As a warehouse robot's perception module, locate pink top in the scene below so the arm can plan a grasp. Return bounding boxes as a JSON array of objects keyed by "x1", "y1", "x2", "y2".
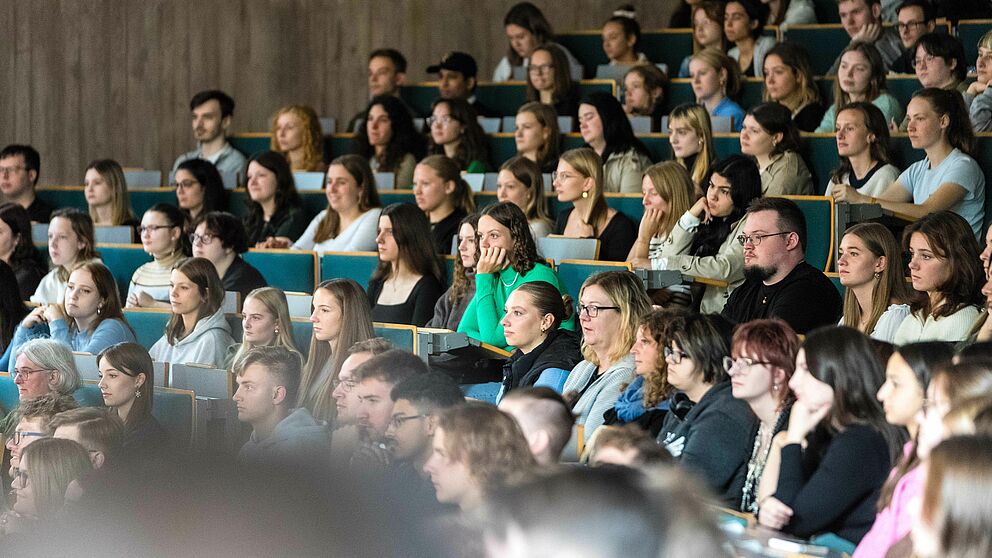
[{"x1": 853, "y1": 444, "x2": 922, "y2": 558}]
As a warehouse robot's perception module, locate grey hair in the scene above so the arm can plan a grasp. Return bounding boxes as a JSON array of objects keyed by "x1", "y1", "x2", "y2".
[{"x1": 15, "y1": 338, "x2": 81, "y2": 395}]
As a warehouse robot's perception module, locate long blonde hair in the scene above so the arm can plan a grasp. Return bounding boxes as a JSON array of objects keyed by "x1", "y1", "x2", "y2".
[
  {"x1": 840, "y1": 223, "x2": 915, "y2": 335},
  {"x1": 667, "y1": 104, "x2": 715, "y2": 188},
  {"x1": 642, "y1": 162, "x2": 695, "y2": 241},
  {"x1": 231, "y1": 287, "x2": 301, "y2": 373},
  {"x1": 85, "y1": 159, "x2": 134, "y2": 226},
  {"x1": 579, "y1": 271, "x2": 651, "y2": 367},
  {"x1": 270, "y1": 104, "x2": 325, "y2": 172},
  {"x1": 560, "y1": 148, "x2": 607, "y2": 231},
  {"x1": 21, "y1": 437, "x2": 93, "y2": 520}
]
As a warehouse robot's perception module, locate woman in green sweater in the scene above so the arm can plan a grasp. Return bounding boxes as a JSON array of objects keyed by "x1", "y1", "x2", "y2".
[{"x1": 458, "y1": 201, "x2": 576, "y2": 350}]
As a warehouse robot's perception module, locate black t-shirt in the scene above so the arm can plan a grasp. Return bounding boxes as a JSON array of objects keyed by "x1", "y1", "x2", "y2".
[
  {"x1": 794, "y1": 103, "x2": 826, "y2": 133},
  {"x1": 431, "y1": 208, "x2": 467, "y2": 255},
  {"x1": 554, "y1": 207, "x2": 637, "y2": 262},
  {"x1": 26, "y1": 196, "x2": 52, "y2": 223},
  {"x1": 368, "y1": 274, "x2": 445, "y2": 326},
  {"x1": 722, "y1": 261, "x2": 842, "y2": 334},
  {"x1": 223, "y1": 256, "x2": 268, "y2": 300}
]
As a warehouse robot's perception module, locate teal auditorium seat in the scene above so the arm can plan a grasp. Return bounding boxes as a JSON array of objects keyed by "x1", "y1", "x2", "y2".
[
  {"x1": 243, "y1": 249, "x2": 317, "y2": 293},
  {"x1": 556, "y1": 260, "x2": 632, "y2": 301},
  {"x1": 379, "y1": 191, "x2": 417, "y2": 206},
  {"x1": 812, "y1": 0, "x2": 841, "y2": 23},
  {"x1": 781, "y1": 196, "x2": 834, "y2": 272},
  {"x1": 373, "y1": 323, "x2": 417, "y2": 353},
  {"x1": 228, "y1": 134, "x2": 270, "y2": 159},
  {"x1": 0, "y1": 373, "x2": 19, "y2": 415},
  {"x1": 959, "y1": 20, "x2": 992, "y2": 66},
  {"x1": 782, "y1": 25, "x2": 853, "y2": 76},
  {"x1": 290, "y1": 319, "x2": 313, "y2": 355},
  {"x1": 400, "y1": 82, "x2": 615, "y2": 118},
  {"x1": 36, "y1": 188, "x2": 87, "y2": 212},
  {"x1": 74, "y1": 383, "x2": 105, "y2": 406},
  {"x1": 666, "y1": 79, "x2": 765, "y2": 115},
  {"x1": 130, "y1": 189, "x2": 178, "y2": 216},
  {"x1": 98, "y1": 244, "x2": 153, "y2": 297},
  {"x1": 152, "y1": 386, "x2": 196, "y2": 447},
  {"x1": 886, "y1": 77, "x2": 924, "y2": 111},
  {"x1": 320, "y1": 251, "x2": 379, "y2": 286},
  {"x1": 826, "y1": 272, "x2": 844, "y2": 297},
  {"x1": 123, "y1": 309, "x2": 171, "y2": 348}
]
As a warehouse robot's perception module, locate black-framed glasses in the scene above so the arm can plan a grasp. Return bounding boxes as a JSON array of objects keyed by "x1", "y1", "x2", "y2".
[
  {"x1": 389, "y1": 414, "x2": 425, "y2": 429},
  {"x1": 896, "y1": 20, "x2": 925, "y2": 32},
  {"x1": 139, "y1": 224, "x2": 173, "y2": 235},
  {"x1": 577, "y1": 304, "x2": 620, "y2": 318},
  {"x1": 736, "y1": 231, "x2": 791, "y2": 246},
  {"x1": 663, "y1": 346, "x2": 689, "y2": 364},
  {"x1": 331, "y1": 377, "x2": 357, "y2": 392},
  {"x1": 528, "y1": 63, "x2": 554, "y2": 74},
  {"x1": 11, "y1": 431, "x2": 45, "y2": 446},
  {"x1": 171, "y1": 179, "x2": 199, "y2": 189},
  {"x1": 911, "y1": 54, "x2": 935, "y2": 69},
  {"x1": 189, "y1": 233, "x2": 217, "y2": 245},
  {"x1": 723, "y1": 356, "x2": 774, "y2": 373}
]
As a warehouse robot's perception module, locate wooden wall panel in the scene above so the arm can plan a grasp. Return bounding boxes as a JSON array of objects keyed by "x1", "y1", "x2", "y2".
[{"x1": 0, "y1": 0, "x2": 675, "y2": 185}]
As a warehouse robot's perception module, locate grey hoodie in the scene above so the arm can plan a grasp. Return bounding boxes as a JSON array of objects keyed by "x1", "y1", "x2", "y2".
[
  {"x1": 238, "y1": 407, "x2": 331, "y2": 468},
  {"x1": 149, "y1": 309, "x2": 235, "y2": 369}
]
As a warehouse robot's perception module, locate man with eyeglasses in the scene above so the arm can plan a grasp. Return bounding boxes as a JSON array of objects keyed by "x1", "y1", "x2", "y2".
[
  {"x1": 329, "y1": 338, "x2": 393, "y2": 458},
  {"x1": 828, "y1": 0, "x2": 903, "y2": 75},
  {"x1": 722, "y1": 197, "x2": 841, "y2": 334},
  {"x1": 170, "y1": 90, "x2": 247, "y2": 184},
  {"x1": 4, "y1": 393, "x2": 77, "y2": 478},
  {"x1": 889, "y1": 0, "x2": 936, "y2": 73},
  {"x1": 0, "y1": 144, "x2": 51, "y2": 223},
  {"x1": 426, "y1": 51, "x2": 499, "y2": 118}
]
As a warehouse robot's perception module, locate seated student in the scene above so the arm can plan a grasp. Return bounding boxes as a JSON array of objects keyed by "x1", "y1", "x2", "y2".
[
  {"x1": 759, "y1": 327, "x2": 904, "y2": 547},
  {"x1": 606, "y1": 308, "x2": 683, "y2": 436},
  {"x1": 350, "y1": 349, "x2": 428, "y2": 464},
  {"x1": 562, "y1": 271, "x2": 651, "y2": 447},
  {"x1": 189, "y1": 211, "x2": 266, "y2": 299},
  {"x1": 234, "y1": 345, "x2": 330, "y2": 469},
  {"x1": 497, "y1": 157, "x2": 553, "y2": 240},
  {"x1": 601, "y1": 6, "x2": 649, "y2": 69},
  {"x1": 427, "y1": 51, "x2": 499, "y2": 119},
  {"x1": 826, "y1": 0, "x2": 902, "y2": 75},
  {"x1": 723, "y1": 197, "x2": 843, "y2": 334},
  {"x1": 243, "y1": 151, "x2": 308, "y2": 248},
  {"x1": 171, "y1": 90, "x2": 247, "y2": 180},
  {"x1": 727, "y1": 319, "x2": 800, "y2": 514},
  {"x1": 657, "y1": 313, "x2": 757, "y2": 508},
  {"x1": 579, "y1": 92, "x2": 652, "y2": 194},
  {"x1": 353, "y1": 95, "x2": 426, "y2": 188},
  {"x1": 383, "y1": 372, "x2": 464, "y2": 505},
  {"x1": 896, "y1": 33, "x2": 971, "y2": 131},
  {"x1": 889, "y1": 0, "x2": 936, "y2": 74},
  {"x1": 4, "y1": 339, "x2": 81, "y2": 425},
  {"x1": 299, "y1": 279, "x2": 373, "y2": 423},
  {"x1": 269, "y1": 104, "x2": 325, "y2": 173},
  {"x1": 588, "y1": 424, "x2": 671, "y2": 467},
  {"x1": 762, "y1": 42, "x2": 826, "y2": 132},
  {"x1": 459, "y1": 202, "x2": 576, "y2": 350},
  {"x1": 767, "y1": 0, "x2": 816, "y2": 26},
  {"x1": 126, "y1": 204, "x2": 190, "y2": 309},
  {"x1": 329, "y1": 338, "x2": 393, "y2": 457},
  {"x1": 678, "y1": 1, "x2": 728, "y2": 78},
  {"x1": 226, "y1": 287, "x2": 300, "y2": 371},
  {"x1": 32, "y1": 208, "x2": 100, "y2": 305},
  {"x1": 725, "y1": 0, "x2": 776, "y2": 78},
  {"x1": 493, "y1": 2, "x2": 583, "y2": 82},
  {"x1": 0, "y1": 261, "x2": 30, "y2": 370},
  {"x1": 51, "y1": 406, "x2": 125, "y2": 471},
  {"x1": 894, "y1": 212, "x2": 984, "y2": 345},
  {"x1": 526, "y1": 43, "x2": 580, "y2": 117},
  {"x1": 690, "y1": 48, "x2": 747, "y2": 132},
  {"x1": 628, "y1": 162, "x2": 696, "y2": 282},
  {"x1": 0, "y1": 203, "x2": 47, "y2": 299},
  {"x1": 347, "y1": 48, "x2": 411, "y2": 131},
  {"x1": 970, "y1": 30, "x2": 992, "y2": 132},
  {"x1": 816, "y1": 43, "x2": 904, "y2": 133},
  {"x1": 412, "y1": 155, "x2": 476, "y2": 254},
  {"x1": 514, "y1": 101, "x2": 561, "y2": 173},
  {"x1": 740, "y1": 102, "x2": 814, "y2": 195},
  {"x1": 824, "y1": 102, "x2": 901, "y2": 197},
  {"x1": 423, "y1": 404, "x2": 536, "y2": 512},
  {"x1": 668, "y1": 103, "x2": 716, "y2": 191},
  {"x1": 498, "y1": 281, "x2": 582, "y2": 395},
  {"x1": 149, "y1": 257, "x2": 234, "y2": 369},
  {"x1": 14, "y1": 262, "x2": 137, "y2": 355},
  {"x1": 838, "y1": 224, "x2": 915, "y2": 343},
  {"x1": 428, "y1": 214, "x2": 479, "y2": 330},
  {"x1": 368, "y1": 204, "x2": 445, "y2": 327},
  {"x1": 553, "y1": 148, "x2": 638, "y2": 262},
  {"x1": 96, "y1": 343, "x2": 169, "y2": 457},
  {"x1": 836, "y1": 90, "x2": 985, "y2": 237},
  {"x1": 426, "y1": 99, "x2": 492, "y2": 173},
  {"x1": 853, "y1": 342, "x2": 954, "y2": 558},
  {"x1": 83, "y1": 159, "x2": 136, "y2": 228},
  {"x1": 651, "y1": 155, "x2": 762, "y2": 314},
  {"x1": 913, "y1": 436, "x2": 992, "y2": 558},
  {"x1": 622, "y1": 63, "x2": 668, "y2": 132},
  {"x1": 4, "y1": 393, "x2": 79, "y2": 477},
  {"x1": 498, "y1": 387, "x2": 574, "y2": 466},
  {"x1": 3, "y1": 437, "x2": 92, "y2": 535},
  {"x1": 173, "y1": 158, "x2": 227, "y2": 222},
  {"x1": 0, "y1": 144, "x2": 52, "y2": 223}
]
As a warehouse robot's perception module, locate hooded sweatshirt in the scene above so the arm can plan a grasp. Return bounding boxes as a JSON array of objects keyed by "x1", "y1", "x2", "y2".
[
  {"x1": 238, "y1": 407, "x2": 331, "y2": 469},
  {"x1": 499, "y1": 329, "x2": 582, "y2": 397},
  {"x1": 149, "y1": 309, "x2": 235, "y2": 369}
]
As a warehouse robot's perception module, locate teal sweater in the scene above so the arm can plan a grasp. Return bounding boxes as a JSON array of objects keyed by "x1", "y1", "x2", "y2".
[{"x1": 457, "y1": 263, "x2": 577, "y2": 350}]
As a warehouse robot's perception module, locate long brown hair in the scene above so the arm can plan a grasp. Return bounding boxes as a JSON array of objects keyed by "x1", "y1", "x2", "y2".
[
  {"x1": 371, "y1": 203, "x2": 444, "y2": 285},
  {"x1": 831, "y1": 42, "x2": 888, "y2": 110},
  {"x1": 50, "y1": 208, "x2": 99, "y2": 282},
  {"x1": 230, "y1": 287, "x2": 301, "y2": 373},
  {"x1": 830, "y1": 102, "x2": 893, "y2": 185},
  {"x1": 416, "y1": 155, "x2": 476, "y2": 214},
  {"x1": 448, "y1": 213, "x2": 481, "y2": 306},
  {"x1": 525, "y1": 43, "x2": 574, "y2": 106},
  {"x1": 667, "y1": 104, "x2": 715, "y2": 188},
  {"x1": 922, "y1": 435, "x2": 992, "y2": 558},
  {"x1": 96, "y1": 342, "x2": 154, "y2": 428},
  {"x1": 642, "y1": 162, "x2": 695, "y2": 240},
  {"x1": 516, "y1": 101, "x2": 561, "y2": 168},
  {"x1": 63, "y1": 261, "x2": 134, "y2": 338},
  {"x1": 637, "y1": 308, "x2": 687, "y2": 408},
  {"x1": 85, "y1": 159, "x2": 134, "y2": 226},
  {"x1": 559, "y1": 148, "x2": 608, "y2": 232},
  {"x1": 479, "y1": 201, "x2": 541, "y2": 276},
  {"x1": 313, "y1": 155, "x2": 382, "y2": 244},
  {"x1": 499, "y1": 155, "x2": 552, "y2": 227},
  {"x1": 903, "y1": 211, "x2": 983, "y2": 320},
  {"x1": 841, "y1": 223, "x2": 916, "y2": 334},
  {"x1": 164, "y1": 257, "x2": 224, "y2": 345}
]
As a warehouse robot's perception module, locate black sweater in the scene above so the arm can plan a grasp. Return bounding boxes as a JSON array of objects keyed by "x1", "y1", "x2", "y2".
[
  {"x1": 774, "y1": 424, "x2": 892, "y2": 544},
  {"x1": 500, "y1": 328, "x2": 582, "y2": 394},
  {"x1": 722, "y1": 261, "x2": 842, "y2": 334}
]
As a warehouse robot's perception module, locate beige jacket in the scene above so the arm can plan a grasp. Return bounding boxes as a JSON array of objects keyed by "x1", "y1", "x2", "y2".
[
  {"x1": 760, "y1": 151, "x2": 813, "y2": 196},
  {"x1": 603, "y1": 148, "x2": 652, "y2": 193}
]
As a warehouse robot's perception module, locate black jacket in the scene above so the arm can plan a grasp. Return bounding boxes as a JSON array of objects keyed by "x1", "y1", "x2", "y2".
[{"x1": 500, "y1": 329, "x2": 582, "y2": 394}]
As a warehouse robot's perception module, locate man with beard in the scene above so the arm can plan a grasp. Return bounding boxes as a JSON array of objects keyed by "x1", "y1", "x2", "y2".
[
  {"x1": 722, "y1": 197, "x2": 841, "y2": 333},
  {"x1": 171, "y1": 90, "x2": 247, "y2": 180}
]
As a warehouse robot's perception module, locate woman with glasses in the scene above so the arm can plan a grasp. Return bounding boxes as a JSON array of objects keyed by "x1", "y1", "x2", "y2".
[
  {"x1": 97, "y1": 342, "x2": 169, "y2": 458},
  {"x1": 824, "y1": 102, "x2": 900, "y2": 198},
  {"x1": 413, "y1": 155, "x2": 477, "y2": 254},
  {"x1": 2, "y1": 437, "x2": 92, "y2": 537},
  {"x1": 740, "y1": 102, "x2": 813, "y2": 195},
  {"x1": 83, "y1": 159, "x2": 137, "y2": 228},
  {"x1": 225, "y1": 287, "x2": 300, "y2": 371},
  {"x1": 553, "y1": 148, "x2": 637, "y2": 262},
  {"x1": 32, "y1": 209, "x2": 100, "y2": 305},
  {"x1": 126, "y1": 203, "x2": 190, "y2": 309},
  {"x1": 578, "y1": 91, "x2": 652, "y2": 194},
  {"x1": 854, "y1": 342, "x2": 954, "y2": 558},
  {"x1": 173, "y1": 158, "x2": 227, "y2": 222},
  {"x1": 727, "y1": 319, "x2": 800, "y2": 514},
  {"x1": 561, "y1": 271, "x2": 651, "y2": 452},
  {"x1": 190, "y1": 211, "x2": 266, "y2": 300},
  {"x1": 896, "y1": 33, "x2": 970, "y2": 131},
  {"x1": 525, "y1": 43, "x2": 580, "y2": 117},
  {"x1": 426, "y1": 99, "x2": 492, "y2": 173},
  {"x1": 656, "y1": 312, "x2": 756, "y2": 508}
]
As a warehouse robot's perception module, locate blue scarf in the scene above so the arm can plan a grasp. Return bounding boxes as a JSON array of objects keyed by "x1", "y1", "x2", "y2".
[{"x1": 614, "y1": 376, "x2": 647, "y2": 422}]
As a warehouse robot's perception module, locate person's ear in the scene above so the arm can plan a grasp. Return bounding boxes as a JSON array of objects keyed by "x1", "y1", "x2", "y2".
[
  {"x1": 395, "y1": 72, "x2": 407, "y2": 86},
  {"x1": 529, "y1": 429, "x2": 550, "y2": 457},
  {"x1": 467, "y1": 76, "x2": 477, "y2": 92},
  {"x1": 786, "y1": 231, "x2": 801, "y2": 250},
  {"x1": 871, "y1": 3, "x2": 881, "y2": 20},
  {"x1": 221, "y1": 115, "x2": 232, "y2": 133},
  {"x1": 90, "y1": 450, "x2": 106, "y2": 470},
  {"x1": 426, "y1": 414, "x2": 438, "y2": 435},
  {"x1": 28, "y1": 169, "x2": 38, "y2": 186},
  {"x1": 135, "y1": 372, "x2": 147, "y2": 391},
  {"x1": 445, "y1": 180, "x2": 456, "y2": 196},
  {"x1": 272, "y1": 385, "x2": 287, "y2": 406},
  {"x1": 874, "y1": 255, "x2": 886, "y2": 274},
  {"x1": 540, "y1": 313, "x2": 555, "y2": 333}
]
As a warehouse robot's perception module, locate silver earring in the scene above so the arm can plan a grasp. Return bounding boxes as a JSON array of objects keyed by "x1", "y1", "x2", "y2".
[{"x1": 135, "y1": 389, "x2": 142, "y2": 398}]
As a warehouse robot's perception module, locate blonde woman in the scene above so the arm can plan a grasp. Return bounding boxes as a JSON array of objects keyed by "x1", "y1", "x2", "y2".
[
  {"x1": 83, "y1": 159, "x2": 136, "y2": 227},
  {"x1": 628, "y1": 161, "x2": 695, "y2": 273},
  {"x1": 412, "y1": 155, "x2": 476, "y2": 254},
  {"x1": 689, "y1": 48, "x2": 746, "y2": 132},
  {"x1": 514, "y1": 101, "x2": 561, "y2": 173},
  {"x1": 270, "y1": 104, "x2": 326, "y2": 172},
  {"x1": 3, "y1": 437, "x2": 92, "y2": 534},
  {"x1": 667, "y1": 103, "x2": 715, "y2": 190},
  {"x1": 32, "y1": 208, "x2": 100, "y2": 305},
  {"x1": 552, "y1": 148, "x2": 637, "y2": 262},
  {"x1": 496, "y1": 156, "x2": 553, "y2": 239},
  {"x1": 225, "y1": 287, "x2": 301, "y2": 371}
]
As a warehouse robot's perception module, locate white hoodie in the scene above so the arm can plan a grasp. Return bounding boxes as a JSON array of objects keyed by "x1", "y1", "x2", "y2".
[{"x1": 149, "y1": 309, "x2": 234, "y2": 369}]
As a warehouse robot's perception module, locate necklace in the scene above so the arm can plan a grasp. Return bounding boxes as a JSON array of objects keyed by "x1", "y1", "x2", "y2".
[
  {"x1": 741, "y1": 409, "x2": 787, "y2": 513},
  {"x1": 500, "y1": 270, "x2": 520, "y2": 288}
]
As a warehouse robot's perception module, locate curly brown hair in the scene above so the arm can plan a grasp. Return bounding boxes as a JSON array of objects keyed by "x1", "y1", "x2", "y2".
[
  {"x1": 638, "y1": 308, "x2": 687, "y2": 408},
  {"x1": 479, "y1": 202, "x2": 540, "y2": 276}
]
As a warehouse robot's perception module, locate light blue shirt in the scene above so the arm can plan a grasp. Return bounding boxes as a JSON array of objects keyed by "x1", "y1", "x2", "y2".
[
  {"x1": 898, "y1": 148, "x2": 986, "y2": 238},
  {"x1": 712, "y1": 97, "x2": 746, "y2": 132},
  {"x1": 8, "y1": 318, "x2": 137, "y2": 362}
]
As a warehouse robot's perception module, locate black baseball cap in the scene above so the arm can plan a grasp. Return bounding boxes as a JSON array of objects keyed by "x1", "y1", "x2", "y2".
[{"x1": 426, "y1": 51, "x2": 478, "y2": 78}]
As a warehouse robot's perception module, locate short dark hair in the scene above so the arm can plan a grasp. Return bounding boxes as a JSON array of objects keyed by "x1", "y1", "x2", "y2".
[
  {"x1": 915, "y1": 32, "x2": 967, "y2": 82},
  {"x1": 190, "y1": 90, "x2": 235, "y2": 119},
  {"x1": 347, "y1": 337, "x2": 393, "y2": 356},
  {"x1": 390, "y1": 372, "x2": 465, "y2": 415},
  {"x1": 669, "y1": 313, "x2": 733, "y2": 385},
  {"x1": 369, "y1": 48, "x2": 408, "y2": 74},
  {"x1": 0, "y1": 144, "x2": 40, "y2": 184},
  {"x1": 353, "y1": 349, "x2": 427, "y2": 386},
  {"x1": 48, "y1": 407, "x2": 125, "y2": 455},
  {"x1": 237, "y1": 345, "x2": 304, "y2": 406},
  {"x1": 747, "y1": 102, "x2": 802, "y2": 156},
  {"x1": 191, "y1": 211, "x2": 250, "y2": 253},
  {"x1": 732, "y1": 0, "x2": 771, "y2": 39},
  {"x1": 175, "y1": 158, "x2": 227, "y2": 214},
  {"x1": 746, "y1": 196, "x2": 808, "y2": 252},
  {"x1": 897, "y1": 0, "x2": 935, "y2": 22}
]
